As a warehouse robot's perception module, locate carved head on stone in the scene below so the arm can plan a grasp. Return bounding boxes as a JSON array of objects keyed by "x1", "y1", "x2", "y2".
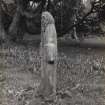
[{"x1": 41, "y1": 11, "x2": 55, "y2": 32}]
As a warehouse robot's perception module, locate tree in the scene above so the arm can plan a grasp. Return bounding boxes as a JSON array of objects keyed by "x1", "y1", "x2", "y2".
[
  {"x1": 1, "y1": 0, "x2": 104, "y2": 38},
  {"x1": 0, "y1": 0, "x2": 80, "y2": 36}
]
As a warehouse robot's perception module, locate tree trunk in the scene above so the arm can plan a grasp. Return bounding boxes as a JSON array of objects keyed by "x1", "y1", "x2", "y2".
[
  {"x1": 0, "y1": 2, "x2": 6, "y2": 41},
  {"x1": 100, "y1": 21, "x2": 105, "y2": 33},
  {"x1": 9, "y1": 9, "x2": 21, "y2": 36}
]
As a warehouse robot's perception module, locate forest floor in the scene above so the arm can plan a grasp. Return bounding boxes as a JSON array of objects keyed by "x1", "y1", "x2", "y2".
[{"x1": 0, "y1": 35, "x2": 105, "y2": 105}]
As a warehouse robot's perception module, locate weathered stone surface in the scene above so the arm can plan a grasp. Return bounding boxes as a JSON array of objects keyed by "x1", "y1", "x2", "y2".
[{"x1": 39, "y1": 11, "x2": 57, "y2": 97}]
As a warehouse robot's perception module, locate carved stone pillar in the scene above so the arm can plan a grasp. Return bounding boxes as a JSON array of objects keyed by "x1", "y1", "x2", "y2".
[{"x1": 39, "y1": 11, "x2": 57, "y2": 97}]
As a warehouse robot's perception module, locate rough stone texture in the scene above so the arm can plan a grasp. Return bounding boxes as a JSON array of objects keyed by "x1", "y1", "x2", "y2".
[{"x1": 39, "y1": 11, "x2": 57, "y2": 97}]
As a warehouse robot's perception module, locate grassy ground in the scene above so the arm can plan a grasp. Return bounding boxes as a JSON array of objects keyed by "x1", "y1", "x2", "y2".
[{"x1": 0, "y1": 40, "x2": 105, "y2": 105}]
